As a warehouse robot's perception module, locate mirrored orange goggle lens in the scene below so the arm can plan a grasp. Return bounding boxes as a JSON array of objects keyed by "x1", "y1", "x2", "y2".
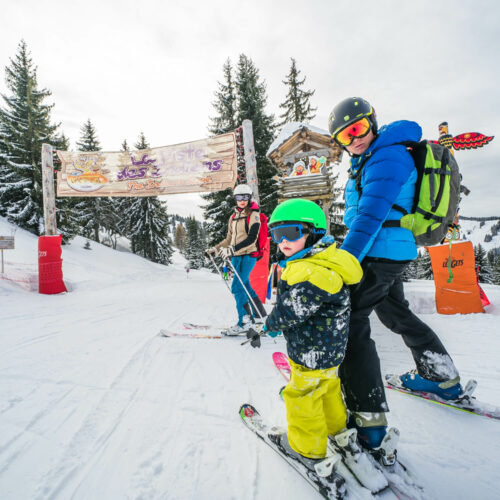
[{"x1": 335, "y1": 118, "x2": 371, "y2": 146}]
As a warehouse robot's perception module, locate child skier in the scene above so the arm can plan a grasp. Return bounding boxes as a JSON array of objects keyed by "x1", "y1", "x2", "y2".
[{"x1": 261, "y1": 198, "x2": 363, "y2": 467}]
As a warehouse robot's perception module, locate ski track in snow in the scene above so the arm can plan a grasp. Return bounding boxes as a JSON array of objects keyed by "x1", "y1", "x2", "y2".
[{"x1": 0, "y1": 219, "x2": 499, "y2": 500}]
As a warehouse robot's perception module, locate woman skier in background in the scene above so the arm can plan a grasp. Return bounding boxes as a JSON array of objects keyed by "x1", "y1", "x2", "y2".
[{"x1": 206, "y1": 184, "x2": 267, "y2": 334}]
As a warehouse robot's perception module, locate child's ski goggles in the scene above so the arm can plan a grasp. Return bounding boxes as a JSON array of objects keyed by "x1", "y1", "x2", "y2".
[
  {"x1": 270, "y1": 224, "x2": 308, "y2": 244},
  {"x1": 234, "y1": 194, "x2": 251, "y2": 201},
  {"x1": 333, "y1": 117, "x2": 371, "y2": 146}
]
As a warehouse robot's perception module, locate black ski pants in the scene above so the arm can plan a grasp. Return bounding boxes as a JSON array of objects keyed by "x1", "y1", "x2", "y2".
[{"x1": 339, "y1": 259, "x2": 451, "y2": 413}]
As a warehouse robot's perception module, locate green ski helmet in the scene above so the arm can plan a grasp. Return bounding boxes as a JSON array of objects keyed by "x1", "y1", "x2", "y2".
[
  {"x1": 328, "y1": 97, "x2": 377, "y2": 140},
  {"x1": 269, "y1": 198, "x2": 327, "y2": 230}
]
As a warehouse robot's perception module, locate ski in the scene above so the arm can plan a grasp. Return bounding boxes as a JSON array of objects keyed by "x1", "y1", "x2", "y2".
[
  {"x1": 182, "y1": 323, "x2": 245, "y2": 337},
  {"x1": 272, "y1": 351, "x2": 291, "y2": 381},
  {"x1": 159, "y1": 329, "x2": 248, "y2": 339},
  {"x1": 182, "y1": 322, "x2": 212, "y2": 330},
  {"x1": 355, "y1": 435, "x2": 426, "y2": 500},
  {"x1": 239, "y1": 403, "x2": 346, "y2": 499},
  {"x1": 385, "y1": 374, "x2": 500, "y2": 421},
  {"x1": 159, "y1": 329, "x2": 223, "y2": 339}
]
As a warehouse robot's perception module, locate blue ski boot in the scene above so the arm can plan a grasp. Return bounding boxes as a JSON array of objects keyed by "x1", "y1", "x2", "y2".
[
  {"x1": 351, "y1": 412, "x2": 388, "y2": 449},
  {"x1": 400, "y1": 370, "x2": 463, "y2": 400}
]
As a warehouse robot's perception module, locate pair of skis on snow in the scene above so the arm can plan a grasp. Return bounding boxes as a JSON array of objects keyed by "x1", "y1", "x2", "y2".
[{"x1": 241, "y1": 351, "x2": 500, "y2": 499}]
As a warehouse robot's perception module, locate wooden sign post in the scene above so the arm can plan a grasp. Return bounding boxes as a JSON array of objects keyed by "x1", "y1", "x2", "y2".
[
  {"x1": 41, "y1": 143, "x2": 57, "y2": 235},
  {"x1": 242, "y1": 120, "x2": 260, "y2": 204},
  {"x1": 0, "y1": 236, "x2": 15, "y2": 274}
]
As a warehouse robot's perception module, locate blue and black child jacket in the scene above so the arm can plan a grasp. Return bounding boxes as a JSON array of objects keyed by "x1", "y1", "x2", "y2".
[
  {"x1": 341, "y1": 120, "x2": 421, "y2": 263},
  {"x1": 265, "y1": 236, "x2": 362, "y2": 370}
]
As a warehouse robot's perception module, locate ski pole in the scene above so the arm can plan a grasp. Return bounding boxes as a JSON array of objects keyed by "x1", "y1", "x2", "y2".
[
  {"x1": 207, "y1": 253, "x2": 232, "y2": 294},
  {"x1": 225, "y1": 257, "x2": 263, "y2": 321}
]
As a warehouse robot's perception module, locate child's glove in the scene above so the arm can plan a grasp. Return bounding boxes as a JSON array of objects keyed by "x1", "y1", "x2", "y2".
[
  {"x1": 205, "y1": 246, "x2": 217, "y2": 256},
  {"x1": 265, "y1": 327, "x2": 281, "y2": 338}
]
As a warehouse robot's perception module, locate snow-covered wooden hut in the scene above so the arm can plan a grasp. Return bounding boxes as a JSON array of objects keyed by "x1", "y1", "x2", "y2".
[{"x1": 266, "y1": 122, "x2": 344, "y2": 233}]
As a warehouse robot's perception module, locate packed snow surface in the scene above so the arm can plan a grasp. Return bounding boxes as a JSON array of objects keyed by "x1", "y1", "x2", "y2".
[{"x1": 1, "y1": 216, "x2": 499, "y2": 500}]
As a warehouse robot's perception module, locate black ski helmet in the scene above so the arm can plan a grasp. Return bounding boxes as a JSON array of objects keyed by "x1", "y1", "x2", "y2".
[{"x1": 328, "y1": 97, "x2": 378, "y2": 141}]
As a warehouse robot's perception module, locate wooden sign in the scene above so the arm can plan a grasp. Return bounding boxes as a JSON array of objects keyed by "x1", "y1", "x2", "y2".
[
  {"x1": 56, "y1": 132, "x2": 238, "y2": 197},
  {"x1": 0, "y1": 236, "x2": 15, "y2": 249}
]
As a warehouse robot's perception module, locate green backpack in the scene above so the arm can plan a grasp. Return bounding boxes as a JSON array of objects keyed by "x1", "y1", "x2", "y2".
[{"x1": 383, "y1": 141, "x2": 461, "y2": 246}]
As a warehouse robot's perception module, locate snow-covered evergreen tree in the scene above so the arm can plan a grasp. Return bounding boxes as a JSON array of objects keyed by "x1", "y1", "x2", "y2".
[
  {"x1": 209, "y1": 60, "x2": 237, "y2": 136},
  {"x1": 127, "y1": 133, "x2": 173, "y2": 264},
  {"x1": 278, "y1": 58, "x2": 316, "y2": 126},
  {"x1": 0, "y1": 40, "x2": 66, "y2": 235},
  {"x1": 174, "y1": 223, "x2": 187, "y2": 252},
  {"x1": 235, "y1": 54, "x2": 277, "y2": 217},
  {"x1": 401, "y1": 259, "x2": 419, "y2": 282},
  {"x1": 417, "y1": 250, "x2": 433, "y2": 280},
  {"x1": 474, "y1": 243, "x2": 493, "y2": 284},
  {"x1": 491, "y1": 254, "x2": 500, "y2": 285},
  {"x1": 184, "y1": 216, "x2": 205, "y2": 269},
  {"x1": 71, "y1": 119, "x2": 117, "y2": 243},
  {"x1": 202, "y1": 59, "x2": 239, "y2": 247}
]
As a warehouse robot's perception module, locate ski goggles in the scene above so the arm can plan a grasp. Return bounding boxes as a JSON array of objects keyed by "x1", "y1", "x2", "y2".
[
  {"x1": 234, "y1": 194, "x2": 251, "y2": 201},
  {"x1": 270, "y1": 224, "x2": 308, "y2": 244},
  {"x1": 333, "y1": 117, "x2": 372, "y2": 146}
]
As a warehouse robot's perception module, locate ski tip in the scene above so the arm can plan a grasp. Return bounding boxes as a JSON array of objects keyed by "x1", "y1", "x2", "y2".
[
  {"x1": 272, "y1": 351, "x2": 287, "y2": 359},
  {"x1": 278, "y1": 386, "x2": 285, "y2": 400},
  {"x1": 239, "y1": 403, "x2": 258, "y2": 419}
]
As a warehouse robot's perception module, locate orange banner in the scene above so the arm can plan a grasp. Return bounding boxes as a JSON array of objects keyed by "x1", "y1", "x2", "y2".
[
  {"x1": 426, "y1": 241, "x2": 484, "y2": 314},
  {"x1": 56, "y1": 132, "x2": 237, "y2": 197}
]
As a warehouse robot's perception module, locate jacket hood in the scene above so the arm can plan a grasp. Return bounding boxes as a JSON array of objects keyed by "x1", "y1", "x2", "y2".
[
  {"x1": 282, "y1": 235, "x2": 362, "y2": 286},
  {"x1": 349, "y1": 120, "x2": 422, "y2": 172},
  {"x1": 370, "y1": 120, "x2": 422, "y2": 154}
]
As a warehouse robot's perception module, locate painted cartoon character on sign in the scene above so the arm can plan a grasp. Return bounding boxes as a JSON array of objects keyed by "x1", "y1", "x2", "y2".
[{"x1": 291, "y1": 160, "x2": 309, "y2": 176}]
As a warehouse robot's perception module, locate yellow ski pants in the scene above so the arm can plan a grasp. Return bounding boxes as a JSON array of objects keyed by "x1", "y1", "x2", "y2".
[{"x1": 283, "y1": 359, "x2": 347, "y2": 459}]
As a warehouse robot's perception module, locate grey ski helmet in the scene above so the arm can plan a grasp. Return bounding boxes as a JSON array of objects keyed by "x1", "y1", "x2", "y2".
[
  {"x1": 328, "y1": 97, "x2": 378, "y2": 141},
  {"x1": 233, "y1": 184, "x2": 253, "y2": 197}
]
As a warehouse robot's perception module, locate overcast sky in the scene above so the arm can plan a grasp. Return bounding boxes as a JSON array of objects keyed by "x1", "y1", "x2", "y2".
[{"x1": 1, "y1": 0, "x2": 498, "y2": 218}]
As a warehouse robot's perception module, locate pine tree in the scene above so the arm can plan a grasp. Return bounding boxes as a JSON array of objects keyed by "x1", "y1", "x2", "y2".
[
  {"x1": 71, "y1": 119, "x2": 116, "y2": 243},
  {"x1": 417, "y1": 250, "x2": 433, "y2": 279},
  {"x1": 174, "y1": 223, "x2": 187, "y2": 252},
  {"x1": 127, "y1": 132, "x2": 173, "y2": 264},
  {"x1": 209, "y1": 60, "x2": 237, "y2": 135},
  {"x1": 492, "y1": 255, "x2": 500, "y2": 285},
  {"x1": 0, "y1": 40, "x2": 65, "y2": 235},
  {"x1": 184, "y1": 216, "x2": 205, "y2": 269},
  {"x1": 474, "y1": 243, "x2": 493, "y2": 284},
  {"x1": 401, "y1": 259, "x2": 419, "y2": 282},
  {"x1": 202, "y1": 59, "x2": 239, "y2": 247},
  {"x1": 235, "y1": 54, "x2": 277, "y2": 217},
  {"x1": 278, "y1": 58, "x2": 316, "y2": 126}
]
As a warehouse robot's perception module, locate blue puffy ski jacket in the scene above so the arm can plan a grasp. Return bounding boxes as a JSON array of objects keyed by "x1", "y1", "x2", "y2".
[{"x1": 341, "y1": 120, "x2": 421, "y2": 263}]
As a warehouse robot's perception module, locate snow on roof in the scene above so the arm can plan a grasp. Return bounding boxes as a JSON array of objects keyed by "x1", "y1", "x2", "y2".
[{"x1": 267, "y1": 122, "x2": 330, "y2": 156}]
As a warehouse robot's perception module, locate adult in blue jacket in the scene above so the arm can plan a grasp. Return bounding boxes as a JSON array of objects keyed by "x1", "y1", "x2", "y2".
[{"x1": 329, "y1": 97, "x2": 462, "y2": 451}]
